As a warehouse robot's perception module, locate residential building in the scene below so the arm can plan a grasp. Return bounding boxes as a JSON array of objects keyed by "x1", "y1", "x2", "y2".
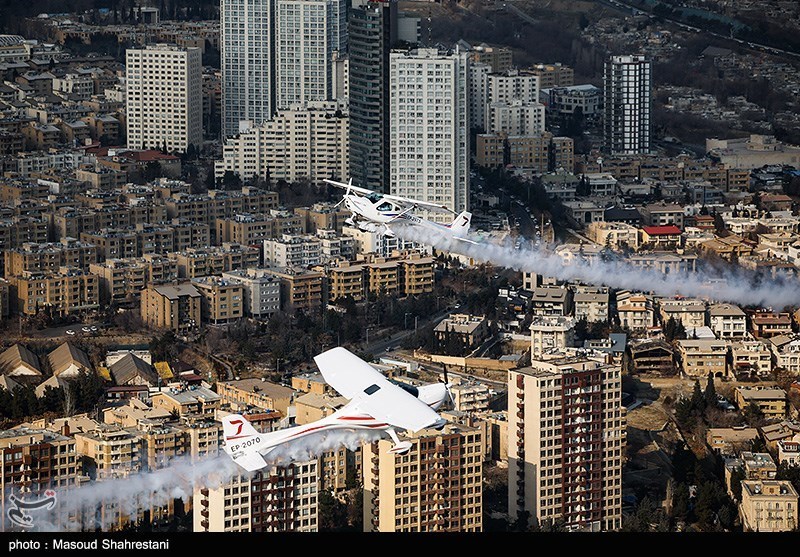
[
  {"x1": 222, "y1": 269, "x2": 282, "y2": 318},
  {"x1": 348, "y1": 0, "x2": 398, "y2": 193},
  {"x1": 0, "y1": 427, "x2": 80, "y2": 529},
  {"x1": 275, "y1": 0, "x2": 347, "y2": 109},
  {"x1": 706, "y1": 134, "x2": 800, "y2": 170},
  {"x1": 707, "y1": 427, "x2": 758, "y2": 457},
  {"x1": 709, "y1": 303, "x2": 747, "y2": 339},
  {"x1": 263, "y1": 234, "x2": 322, "y2": 268},
  {"x1": 639, "y1": 203, "x2": 684, "y2": 228},
  {"x1": 735, "y1": 387, "x2": 787, "y2": 419},
  {"x1": 572, "y1": 286, "x2": 609, "y2": 323},
  {"x1": 731, "y1": 340, "x2": 773, "y2": 376},
  {"x1": 74, "y1": 426, "x2": 142, "y2": 480},
  {"x1": 363, "y1": 423, "x2": 483, "y2": 532},
  {"x1": 475, "y1": 132, "x2": 574, "y2": 174},
  {"x1": 658, "y1": 299, "x2": 706, "y2": 329},
  {"x1": 530, "y1": 316, "x2": 576, "y2": 359},
  {"x1": 172, "y1": 244, "x2": 260, "y2": 279},
  {"x1": 215, "y1": 102, "x2": 348, "y2": 183},
  {"x1": 741, "y1": 451, "x2": 778, "y2": 481},
  {"x1": 450, "y1": 382, "x2": 492, "y2": 412},
  {"x1": 389, "y1": 47, "x2": 469, "y2": 221},
  {"x1": 617, "y1": 291, "x2": 655, "y2": 331},
  {"x1": 259, "y1": 267, "x2": 324, "y2": 313},
  {"x1": 530, "y1": 287, "x2": 572, "y2": 317},
  {"x1": 586, "y1": 222, "x2": 640, "y2": 251},
  {"x1": 192, "y1": 276, "x2": 244, "y2": 325},
  {"x1": 640, "y1": 225, "x2": 682, "y2": 250},
  {"x1": 5, "y1": 240, "x2": 99, "y2": 277},
  {"x1": 750, "y1": 312, "x2": 793, "y2": 339},
  {"x1": 126, "y1": 44, "x2": 202, "y2": 153},
  {"x1": 762, "y1": 421, "x2": 800, "y2": 452},
  {"x1": 221, "y1": 0, "x2": 275, "y2": 137},
  {"x1": 676, "y1": 339, "x2": 728, "y2": 378},
  {"x1": 769, "y1": 335, "x2": 800, "y2": 374},
  {"x1": 528, "y1": 63, "x2": 573, "y2": 88},
  {"x1": 90, "y1": 256, "x2": 178, "y2": 305},
  {"x1": 10, "y1": 268, "x2": 99, "y2": 316},
  {"x1": 740, "y1": 480, "x2": 798, "y2": 532},
  {"x1": 778, "y1": 438, "x2": 800, "y2": 467},
  {"x1": 468, "y1": 44, "x2": 512, "y2": 73},
  {"x1": 541, "y1": 84, "x2": 601, "y2": 117},
  {"x1": 140, "y1": 283, "x2": 202, "y2": 333},
  {"x1": 215, "y1": 212, "x2": 303, "y2": 246},
  {"x1": 151, "y1": 385, "x2": 221, "y2": 419},
  {"x1": 194, "y1": 461, "x2": 319, "y2": 531},
  {"x1": 217, "y1": 378, "x2": 295, "y2": 416},
  {"x1": 627, "y1": 341, "x2": 674, "y2": 374},
  {"x1": 603, "y1": 55, "x2": 651, "y2": 155},
  {"x1": 508, "y1": 357, "x2": 625, "y2": 531},
  {"x1": 434, "y1": 314, "x2": 490, "y2": 352}
]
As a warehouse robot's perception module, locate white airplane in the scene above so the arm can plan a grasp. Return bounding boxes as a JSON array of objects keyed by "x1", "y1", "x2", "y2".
[
  {"x1": 324, "y1": 178, "x2": 476, "y2": 243},
  {"x1": 222, "y1": 347, "x2": 451, "y2": 472}
]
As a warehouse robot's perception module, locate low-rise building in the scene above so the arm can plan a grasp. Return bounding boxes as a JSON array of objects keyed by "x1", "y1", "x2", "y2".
[
  {"x1": 676, "y1": 339, "x2": 728, "y2": 378},
  {"x1": 750, "y1": 312, "x2": 793, "y2": 339},
  {"x1": 530, "y1": 287, "x2": 572, "y2": 317},
  {"x1": 731, "y1": 340, "x2": 773, "y2": 377},
  {"x1": 216, "y1": 378, "x2": 295, "y2": 416},
  {"x1": 709, "y1": 303, "x2": 747, "y2": 339},
  {"x1": 740, "y1": 480, "x2": 798, "y2": 532},
  {"x1": 572, "y1": 286, "x2": 609, "y2": 323},
  {"x1": 706, "y1": 427, "x2": 758, "y2": 457},
  {"x1": 586, "y1": 221, "x2": 640, "y2": 251},
  {"x1": 617, "y1": 291, "x2": 655, "y2": 331},
  {"x1": 769, "y1": 334, "x2": 800, "y2": 374},
  {"x1": 627, "y1": 340, "x2": 674, "y2": 374},
  {"x1": 659, "y1": 299, "x2": 706, "y2": 329},
  {"x1": 529, "y1": 316, "x2": 575, "y2": 359},
  {"x1": 10, "y1": 268, "x2": 99, "y2": 316},
  {"x1": 434, "y1": 314, "x2": 490, "y2": 353},
  {"x1": 735, "y1": 387, "x2": 787, "y2": 419},
  {"x1": 741, "y1": 451, "x2": 778, "y2": 481},
  {"x1": 140, "y1": 283, "x2": 202, "y2": 333},
  {"x1": 450, "y1": 382, "x2": 492, "y2": 412},
  {"x1": 151, "y1": 385, "x2": 221, "y2": 419}
]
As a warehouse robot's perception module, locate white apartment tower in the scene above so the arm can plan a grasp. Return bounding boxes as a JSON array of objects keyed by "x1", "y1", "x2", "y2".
[
  {"x1": 508, "y1": 355, "x2": 626, "y2": 531},
  {"x1": 603, "y1": 55, "x2": 652, "y2": 155},
  {"x1": 221, "y1": 0, "x2": 275, "y2": 138},
  {"x1": 275, "y1": 0, "x2": 347, "y2": 110},
  {"x1": 389, "y1": 47, "x2": 470, "y2": 219},
  {"x1": 126, "y1": 44, "x2": 202, "y2": 153}
]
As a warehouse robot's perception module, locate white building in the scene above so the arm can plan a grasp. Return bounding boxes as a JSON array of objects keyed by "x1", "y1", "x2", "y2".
[
  {"x1": 529, "y1": 316, "x2": 576, "y2": 358},
  {"x1": 603, "y1": 55, "x2": 651, "y2": 155},
  {"x1": 769, "y1": 334, "x2": 800, "y2": 374},
  {"x1": 215, "y1": 101, "x2": 348, "y2": 183},
  {"x1": 389, "y1": 47, "x2": 469, "y2": 221},
  {"x1": 485, "y1": 100, "x2": 545, "y2": 136},
  {"x1": 222, "y1": 269, "x2": 282, "y2": 318},
  {"x1": 221, "y1": 0, "x2": 276, "y2": 137},
  {"x1": 487, "y1": 70, "x2": 540, "y2": 105},
  {"x1": 52, "y1": 73, "x2": 94, "y2": 100},
  {"x1": 709, "y1": 303, "x2": 747, "y2": 339},
  {"x1": 541, "y1": 84, "x2": 602, "y2": 117},
  {"x1": 275, "y1": 0, "x2": 347, "y2": 110},
  {"x1": 342, "y1": 225, "x2": 425, "y2": 258},
  {"x1": 126, "y1": 44, "x2": 202, "y2": 153},
  {"x1": 263, "y1": 234, "x2": 322, "y2": 268},
  {"x1": 468, "y1": 62, "x2": 490, "y2": 130}
]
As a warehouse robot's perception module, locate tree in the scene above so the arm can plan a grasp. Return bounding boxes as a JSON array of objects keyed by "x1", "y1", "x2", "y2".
[
  {"x1": 743, "y1": 402, "x2": 765, "y2": 427},
  {"x1": 221, "y1": 170, "x2": 241, "y2": 190},
  {"x1": 663, "y1": 317, "x2": 687, "y2": 342},
  {"x1": 690, "y1": 379, "x2": 705, "y2": 413},
  {"x1": 672, "y1": 482, "x2": 690, "y2": 521},
  {"x1": 704, "y1": 373, "x2": 717, "y2": 410},
  {"x1": 729, "y1": 466, "x2": 745, "y2": 502}
]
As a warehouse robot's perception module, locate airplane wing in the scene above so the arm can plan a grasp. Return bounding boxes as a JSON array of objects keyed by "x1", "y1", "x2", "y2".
[
  {"x1": 380, "y1": 193, "x2": 456, "y2": 214},
  {"x1": 314, "y1": 347, "x2": 442, "y2": 432},
  {"x1": 323, "y1": 178, "x2": 375, "y2": 196}
]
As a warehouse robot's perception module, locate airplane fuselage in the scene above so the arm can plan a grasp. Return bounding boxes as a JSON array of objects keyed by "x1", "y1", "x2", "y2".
[{"x1": 344, "y1": 195, "x2": 454, "y2": 234}]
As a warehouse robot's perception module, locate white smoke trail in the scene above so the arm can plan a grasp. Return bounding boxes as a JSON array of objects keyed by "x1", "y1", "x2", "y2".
[
  {"x1": 29, "y1": 429, "x2": 383, "y2": 532},
  {"x1": 393, "y1": 223, "x2": 800, "y2": 308}
]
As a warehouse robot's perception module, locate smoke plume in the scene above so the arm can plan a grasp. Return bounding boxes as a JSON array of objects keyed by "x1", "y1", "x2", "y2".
[
  {"x1": 393, "y1": 223, "x2": 800, "y2": 308},
  {"x1": 25, "y1": 429, "x2": 383, "y2": 531}
]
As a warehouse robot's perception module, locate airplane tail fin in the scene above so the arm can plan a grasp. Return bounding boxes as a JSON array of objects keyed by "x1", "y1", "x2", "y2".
[
  {"x1": 222, "y1": 414, "x2": 268, "y2": 472},
  {"x1": 449, "y1": 211, "x2": 472, "y2": 236}
]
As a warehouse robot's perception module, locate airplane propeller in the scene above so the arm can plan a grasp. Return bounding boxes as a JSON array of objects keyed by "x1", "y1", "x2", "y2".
[{"x1": 441, "y1": 363, "x2": 454, "y2": 408}]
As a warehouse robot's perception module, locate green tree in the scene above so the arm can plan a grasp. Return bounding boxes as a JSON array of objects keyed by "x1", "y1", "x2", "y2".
[
  {"x1": 704, "y1": 372, "x2": 717, "y2": 410},
  {"x1": 318, "y1": 489, "x2": 349, "y2": 531},
  {"x1": 663, "y1": 317, "x2": 687, "y2": 342},
  {"x1": 743, "y1": 402, "x2": 765, "y2": 427},
  {"x1": 690, "y1": 379, "x2": 705, "y2": 413},
  {"x1": 729, "y1": 466, "x2": 745, "y2": 501}
]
